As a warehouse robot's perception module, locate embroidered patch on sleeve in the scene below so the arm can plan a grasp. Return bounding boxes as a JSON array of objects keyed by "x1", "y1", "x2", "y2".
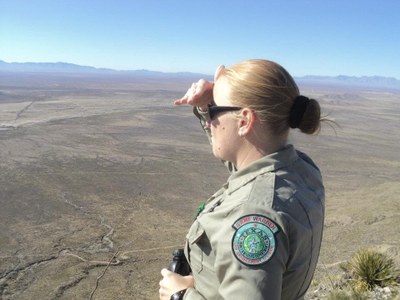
[{"x1": 231, "y1": 214, "x2": 280, "y2": 266}]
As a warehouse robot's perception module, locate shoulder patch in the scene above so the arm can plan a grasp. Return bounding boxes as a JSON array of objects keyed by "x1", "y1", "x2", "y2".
[{"x1": 231, "y1": 214, "x2": 279, "y2": 266}]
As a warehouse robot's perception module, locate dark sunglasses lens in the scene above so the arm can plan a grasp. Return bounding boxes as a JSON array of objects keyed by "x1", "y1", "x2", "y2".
[
  {"x1": 208, "y1": 106, "x2": 241, "y2": 120},
  {"x1": 209, "y1": 108, "x2": 216, "y2": 120},
  {"x1": 207, "y1": 105, "x2": 216, "y2": 120}
]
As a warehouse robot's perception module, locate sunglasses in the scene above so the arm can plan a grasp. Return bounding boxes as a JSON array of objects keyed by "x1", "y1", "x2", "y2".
[{"x1": 207, "y1": 104, "x2": 242, "y2": 120}]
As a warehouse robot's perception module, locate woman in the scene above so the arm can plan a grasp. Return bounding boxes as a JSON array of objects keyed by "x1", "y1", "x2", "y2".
[{"x1": 159, "y1": 59, "x2": 325, "y2": 300}]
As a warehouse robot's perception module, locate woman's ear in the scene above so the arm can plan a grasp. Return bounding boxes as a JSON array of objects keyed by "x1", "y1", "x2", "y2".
[{"x1": 238, "y1": 108, "x2": 255, "y2": 136}]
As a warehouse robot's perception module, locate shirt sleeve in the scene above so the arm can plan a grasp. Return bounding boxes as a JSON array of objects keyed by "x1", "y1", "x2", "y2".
[{"x1": 183, "y1": 288, "x2": 206, "y2": 299}]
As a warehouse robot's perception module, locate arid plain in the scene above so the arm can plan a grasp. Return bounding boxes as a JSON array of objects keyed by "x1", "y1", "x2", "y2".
[{"x1": 0, "y1": 72, "x2": 399, "y2": 299}]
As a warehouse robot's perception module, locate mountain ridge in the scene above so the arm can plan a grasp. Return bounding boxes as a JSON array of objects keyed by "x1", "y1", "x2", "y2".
[
  {"x1": 1, "y1": 60, "x2": 399, "y2": 90},
  {"x1": 0, "y1": 60, "x2": 209, "y2": 79}
]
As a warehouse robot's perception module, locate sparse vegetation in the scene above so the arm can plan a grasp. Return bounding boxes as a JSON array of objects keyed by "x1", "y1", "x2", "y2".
[
  {"x1": 340, "y1": 249, "x2": 399, "y2": 293},
  {"x1": 308, "y1": 248, "x2": 400, "y2": 299}
]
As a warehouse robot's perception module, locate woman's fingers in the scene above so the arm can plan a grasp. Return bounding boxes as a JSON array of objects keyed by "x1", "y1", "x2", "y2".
[
  {"x1": 159, "y1": 269, "x2": 176, "y2": 300},
  {"x1": 160, "y1": 268, "x2": 171, "y2": 277},
  {"x1": 159, "y1": 268, "x2": 194, "y2": 299},
  {"x1": 174, "y1": 79, "x2": 214, "y2": 107}
]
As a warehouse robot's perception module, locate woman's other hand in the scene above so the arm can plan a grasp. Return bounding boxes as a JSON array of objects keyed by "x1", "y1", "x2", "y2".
[{"x1": 159, "y1": 268, "x2": 194, "y2": 300}]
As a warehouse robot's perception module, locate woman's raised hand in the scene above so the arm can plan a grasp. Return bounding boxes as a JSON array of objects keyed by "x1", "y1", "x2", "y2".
[{"x1": 173, "y1": 79, "x2": 214, "y2": 109}]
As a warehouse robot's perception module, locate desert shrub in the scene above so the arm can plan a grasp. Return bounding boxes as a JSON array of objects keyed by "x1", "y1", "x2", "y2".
[{"x1": 340, "y1": 248, "x2": 399, "y2": 292}]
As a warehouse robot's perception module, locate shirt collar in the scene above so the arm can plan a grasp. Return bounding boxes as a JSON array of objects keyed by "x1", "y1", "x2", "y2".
[{"x1": 225, "y1": 144, "x2": 298, "y2": 195}]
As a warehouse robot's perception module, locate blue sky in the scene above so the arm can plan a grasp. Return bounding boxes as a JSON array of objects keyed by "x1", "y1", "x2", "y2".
[{"x1": 1, "y1": 0, "x2": 399, "y2": 78}]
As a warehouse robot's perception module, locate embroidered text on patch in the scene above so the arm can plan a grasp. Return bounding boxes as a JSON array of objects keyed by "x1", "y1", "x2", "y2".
[{"x1": 232, "y1": 214, "x2": 279, "y2": 266}]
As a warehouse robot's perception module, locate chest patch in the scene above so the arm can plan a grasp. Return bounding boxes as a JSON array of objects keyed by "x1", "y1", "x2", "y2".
[{"x1": 231, "y1": 214, "x2": 279, "y2": 266}]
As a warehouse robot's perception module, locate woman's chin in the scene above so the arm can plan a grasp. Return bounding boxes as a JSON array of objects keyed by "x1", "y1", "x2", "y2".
[{"x1": 211, "y1": 148, "x2": 221, "y2": 160}]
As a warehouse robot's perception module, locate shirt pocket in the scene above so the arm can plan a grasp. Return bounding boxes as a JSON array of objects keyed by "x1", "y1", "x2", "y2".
[{"x1": 186, "y1": 221, "x2": 206, "y2": 274}]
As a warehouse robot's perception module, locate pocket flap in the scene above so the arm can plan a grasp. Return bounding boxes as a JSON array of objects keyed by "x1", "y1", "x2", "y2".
[{"x1": 187, "y1": 222, "x2": 205, "y2": 245}]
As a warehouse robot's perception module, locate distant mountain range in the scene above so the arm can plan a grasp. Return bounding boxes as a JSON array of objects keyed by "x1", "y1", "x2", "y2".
[
  {"x1": 296, "y1": 75, "x2": 400, "y2": 90},
  {"x1": 0, "y1": 60, "x2": 208, "y2": 79},
  {"x1": 1, "y1": 60, "x2": 399, "y2": 90}
]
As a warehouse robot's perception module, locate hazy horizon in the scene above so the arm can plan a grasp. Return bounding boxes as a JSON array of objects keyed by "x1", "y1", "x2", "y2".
[{"x1": 2, "y1": 59, "x2": 400, "y2": 83}]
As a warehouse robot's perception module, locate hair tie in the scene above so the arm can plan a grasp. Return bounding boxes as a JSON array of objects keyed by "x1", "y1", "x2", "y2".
[{"x1": 289, "y1": 95, "x2": 310, "y2": 128}]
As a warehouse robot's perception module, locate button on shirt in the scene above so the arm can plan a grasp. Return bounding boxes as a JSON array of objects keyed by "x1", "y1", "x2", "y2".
[{"x1": 184, "y1": 145, "x2": 325, "y2": 300}]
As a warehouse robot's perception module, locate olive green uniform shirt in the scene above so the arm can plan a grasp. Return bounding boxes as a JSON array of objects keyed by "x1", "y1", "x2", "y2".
[{"x1": 183, "y1": 109, "x2": 325, "y2": 300}]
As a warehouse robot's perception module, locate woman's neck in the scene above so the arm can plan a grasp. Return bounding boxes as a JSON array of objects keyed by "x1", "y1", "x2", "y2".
[{"x1": 235, "y1": 130, "x2": 288, "y2": 170}]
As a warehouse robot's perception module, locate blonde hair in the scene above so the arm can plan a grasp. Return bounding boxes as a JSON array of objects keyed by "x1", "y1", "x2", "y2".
[{"x1": 220, "y1": 59, "x2": 321, "y2": 135}]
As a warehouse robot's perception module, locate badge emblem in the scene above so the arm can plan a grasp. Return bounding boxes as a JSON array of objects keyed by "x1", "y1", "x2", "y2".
[
  {"x1": 195, "y1": 202, "x2": 205, "y2": 218},
  {"x1": 232, "y1": 214, "x2": 279, "y2": 266}
]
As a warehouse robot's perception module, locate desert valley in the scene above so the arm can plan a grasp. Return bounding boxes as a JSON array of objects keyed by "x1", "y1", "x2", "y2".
[{"x1": 0, "y1": 70, "x2": 399, "y2": 299}]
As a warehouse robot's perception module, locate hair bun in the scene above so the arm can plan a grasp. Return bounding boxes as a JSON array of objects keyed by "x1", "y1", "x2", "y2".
[{"x1": 289, "y1": 96, "x2": 310, "y2": 129}]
